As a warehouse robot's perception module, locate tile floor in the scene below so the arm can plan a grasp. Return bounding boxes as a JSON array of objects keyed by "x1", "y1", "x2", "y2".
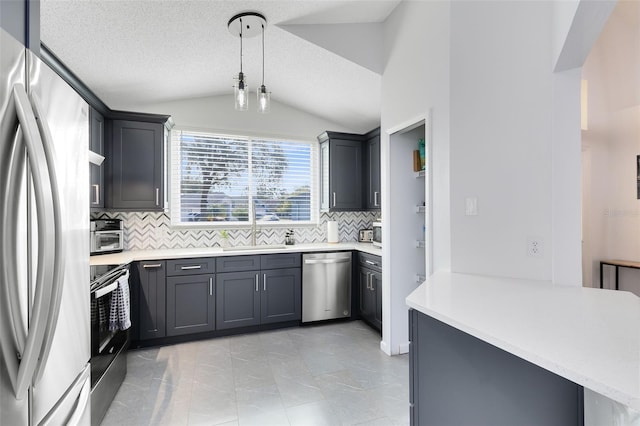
[{"x1": 101, "y1": 321, "x2": 410, "y2": 426}]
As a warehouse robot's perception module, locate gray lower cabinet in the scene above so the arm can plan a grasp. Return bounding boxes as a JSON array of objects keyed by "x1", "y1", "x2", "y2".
[
  {"x1": 261, "y1": 268, "x2": 302, "y2": 324},
  {"x1": 409, "y1": 309, "x2": 584, "y2": 426},
  {"x1": 216, "y1": 271, "x2": 261, "y2": 330},
  {"x1": 359, "y1": 253, "x2": 382, "y2": 332},
  {"x1": 216, "y1": 254, "x2": 302, "y2": 330},
  {"x1": 136, "y1": 261, "x2": 166, "y2": 340},
  {"x1": 166, "y1": 274, "x2": 215, "y2": 336}
]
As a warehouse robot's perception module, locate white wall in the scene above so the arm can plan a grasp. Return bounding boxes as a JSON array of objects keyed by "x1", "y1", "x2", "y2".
[
  {"x1": 127, "y1": 94, "x2": 358, "y2": 141},
  {"x1": 381, "y1": 0, "x2": 450, "y2": 355},
  {"x1": 450, "y1": 1, "x2": 554, "y2": 280},
  {"x1": 582, "y1": 0, "x2": 640, "y2": 295}
]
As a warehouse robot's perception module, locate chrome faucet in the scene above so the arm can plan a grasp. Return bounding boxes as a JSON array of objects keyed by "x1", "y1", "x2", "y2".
[{"x1": 251, "y1": 200, "x2": 258, "y2": 246}]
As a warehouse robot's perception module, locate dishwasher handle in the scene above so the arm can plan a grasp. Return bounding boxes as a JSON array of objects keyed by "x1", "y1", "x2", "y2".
[{"x1": 304, "y1": 258, "x2": 350, "y2": 265}]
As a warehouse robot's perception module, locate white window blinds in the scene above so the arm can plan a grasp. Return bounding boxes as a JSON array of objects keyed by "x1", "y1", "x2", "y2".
[{"x1": 170, "y1": 130, "x2": 318, "y2": 226}]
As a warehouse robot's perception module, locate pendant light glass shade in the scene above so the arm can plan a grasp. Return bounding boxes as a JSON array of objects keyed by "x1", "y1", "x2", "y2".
[
  {"x1": 235, "y1": 72, "x2": 248, "y2": 111},
  {"x1": 257, "y1": 85, "x2": 270, "y2": 113}
]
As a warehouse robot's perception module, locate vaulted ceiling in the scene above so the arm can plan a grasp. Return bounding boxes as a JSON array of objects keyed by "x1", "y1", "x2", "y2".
[{"x1": 40, "y1": 1, "x2": 400, "y2": 132}]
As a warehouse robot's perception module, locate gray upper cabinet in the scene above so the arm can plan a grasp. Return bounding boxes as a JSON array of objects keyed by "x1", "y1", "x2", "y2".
[
  {"x1": 136, "y1": 261, "x2": 166, "y2": 340},
  {"x1": 364, "y1": 128, "x2": 381, "y2": 210},
  {"x1": 109, "y1": 119, "x2": 164, "y2": 211},
  {"x1": 89, "y1": 107, "x2": 105, "y2": 209},
  {"x1": 166, "y1": 274, "x2": 215, "y2": 336},
  {"x1": 318, "y1": 132, "x2": 364, "y2": 211}
]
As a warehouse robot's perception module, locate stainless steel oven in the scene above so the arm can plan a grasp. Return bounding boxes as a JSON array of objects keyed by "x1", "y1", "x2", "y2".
[
  {"x1": 90, "y1": 219, "x2": 124, "y2": 255},
  {"x1": 90, "y1": 263, "x2": 130, "y2": 426}
]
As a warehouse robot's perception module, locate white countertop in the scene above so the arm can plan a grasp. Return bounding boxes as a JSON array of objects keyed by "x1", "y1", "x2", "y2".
[
  {"x1": 406, "y1": 271, "x2": 640, "y2": 411},
  {"x1": 90, "y1": 242, "x2": 381, "y2": 265}
]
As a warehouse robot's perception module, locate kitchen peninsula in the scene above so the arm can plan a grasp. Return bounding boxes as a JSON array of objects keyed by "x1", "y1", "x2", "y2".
[{"x1": 406, "y1": 271, "x2": 640, "y2": 425}]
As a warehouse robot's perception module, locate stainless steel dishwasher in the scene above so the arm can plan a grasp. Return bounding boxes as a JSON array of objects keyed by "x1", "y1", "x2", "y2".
[{"x1": 302, "y1": 252, "x2": 352, "y2": 322}]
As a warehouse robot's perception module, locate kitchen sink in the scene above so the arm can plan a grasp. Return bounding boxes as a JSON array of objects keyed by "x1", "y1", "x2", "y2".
[{"x1": 222, "y1": 245, "x2": 287, "y2": 251}]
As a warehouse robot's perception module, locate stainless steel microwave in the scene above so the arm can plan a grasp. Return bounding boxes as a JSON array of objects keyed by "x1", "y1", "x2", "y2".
[
  {"x1": 372, "y1": 221, "x2": 382, "y2": 248},
  {"x1": 90, "y1": 219, "x2": 124, "y2": 255}
]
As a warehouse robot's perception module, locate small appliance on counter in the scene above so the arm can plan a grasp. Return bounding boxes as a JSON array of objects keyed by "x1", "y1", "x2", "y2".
[
  {"x1": 90, "y1": 219, "x2": 124, "y2": 255},
  {"x1": 359, "y1": 229, "x2": 373, "y2": 243}
]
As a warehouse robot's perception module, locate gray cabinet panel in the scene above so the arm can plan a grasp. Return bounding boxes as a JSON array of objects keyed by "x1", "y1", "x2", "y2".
[
  {"x1": 216, "y1": 271, "x2": 261, "y2": 329},
  {"x1": 166, "y1": 258, "x2": 215, "y2": 276},
  {"x1": 136, "y1": 261, "x2": 166, "y2": 340},
  {"x1": 371, "y1": 270, "x2": 382, "y2": 330},
  {"x1": 318, "y1": 132, "x2": 364, "y2": 211},
  {"x1": 110, "y1": 120, "x2": 163, "y2": 210},
  {"x1": 261, "y1": 268, "x2": 301, "y2": 324},
  {"x1": 89, "y1": 107, "x2": 105, "y2": 209},
  {"x1": 260, "y1": 253, "x2": 301, "y2": 270},
  {"x1": 216, "y1": 255, "x2": 261, "y2": 273},
  {"x1": 166, "y1": 274, "x2": 215, "y2": 336},
  {"x1": 359, "y1": 253, "x2": 381, "y2": 332},
  {"x1": 330, "y1": 139, "x2": 362, "y2": 210},
  {"x1": 409, "y1": 309, "x2": 584, "y2": 426},
  {"x1": 365, "y1": 130, "x2": 381, "y2": 210}
]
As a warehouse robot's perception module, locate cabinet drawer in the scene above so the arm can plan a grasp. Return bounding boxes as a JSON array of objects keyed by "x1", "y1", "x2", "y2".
[
  {"x1": 216, "y1": 255, "x2": 261, "y2": 273},
  {"x1": 359, "y1": 252, "x2": 382, "y2": 271},
  {"x1": 260, "y1": 253, "x2": 301, "y2": 270},
  {"x1": 166, "y1": 258, "x2": 215, "y2": 276}
]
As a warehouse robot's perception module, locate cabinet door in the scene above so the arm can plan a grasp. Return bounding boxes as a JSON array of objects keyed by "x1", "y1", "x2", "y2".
[
  {"x1": 137, "y1": 261, "x2": 166, "y2": 340},
  {"x1": 261, "y1": 268, "x2": 301, "y2": 324},
  {"x1": 330, "y1": 139, "x2": 362, "y2": 210},
  {"x1": 366, "y1": 133, "x2": 381, "y2": 210},
  {"x1": 89, "y1": 108, "x2": 105, "y2": 208},
  {"x1": 110, "y1": 120, "x2": 163, "y2": 210},
  {"x1": 320, "y1": 142, "x2": 330, "y2": 211},
  {"x1": 166, "y1": 274, "x2": 215, "y2": 336},
  {"x1": 371, "y1": 270, "x2": 383, "y2": 331},
  {"x1": 215, "y1": 271, "x2": 260, "y2": 330}
]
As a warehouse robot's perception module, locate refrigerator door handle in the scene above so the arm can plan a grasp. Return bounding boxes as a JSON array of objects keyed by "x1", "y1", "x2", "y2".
[
  {"x1": 0, "y1": 85, "x2": 59, "y2": 400},
  {"x1": 29, "y1": 93, "x2": 66, "y2": 385},
  {"x1": 39, "y1": 365, "x2": 90, "y2": 426}
]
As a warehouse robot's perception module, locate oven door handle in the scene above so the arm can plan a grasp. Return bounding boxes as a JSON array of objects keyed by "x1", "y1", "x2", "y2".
[{"x1": 94, "y1": 282, "x2": 118, "y2": 299}]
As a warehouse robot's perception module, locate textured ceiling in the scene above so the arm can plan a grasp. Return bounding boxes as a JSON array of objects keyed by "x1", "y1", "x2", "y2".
[{"x1": 40, "y1": 0, "x2": 400, "y2": 132}]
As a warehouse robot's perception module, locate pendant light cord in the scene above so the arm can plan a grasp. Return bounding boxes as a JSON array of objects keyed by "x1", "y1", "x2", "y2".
[
  {"x1": 261, "y1": 24, "x2": 265, "y2": 86},
  {"x1": 239, "y1": 18, "x2": 243, "y2": 73}
]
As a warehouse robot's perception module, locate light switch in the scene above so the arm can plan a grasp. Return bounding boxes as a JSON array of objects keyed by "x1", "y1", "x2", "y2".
[{"x1": 465, "y1": 197, "x2": 478, "y2": 216}]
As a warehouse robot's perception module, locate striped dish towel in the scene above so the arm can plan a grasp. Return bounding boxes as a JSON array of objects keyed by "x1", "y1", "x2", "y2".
[{"x1": 109, "y1": 270, "x2": 131, "y2": 331}]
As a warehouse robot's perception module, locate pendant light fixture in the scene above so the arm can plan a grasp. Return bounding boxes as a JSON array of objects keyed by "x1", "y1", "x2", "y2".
[
  {"x1": 257, "y1": 22, "x2": 270, "y2": 113},
  {"x1": 228, "y1": 12, "x2": 268, "y2": 112}
]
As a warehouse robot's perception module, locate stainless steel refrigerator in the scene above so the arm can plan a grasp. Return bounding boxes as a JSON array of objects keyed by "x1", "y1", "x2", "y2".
[{"x1": 0, "y1": 27, "x2": 91, "y2": 425}]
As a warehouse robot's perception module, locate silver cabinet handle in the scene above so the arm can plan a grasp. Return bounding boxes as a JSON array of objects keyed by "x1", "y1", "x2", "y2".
[
  {"x1": 209, "y1": 278, "x2": 213, "y2": 296},
  {"x1": 143, "y1": 263, "x2": 162, "y2": 269},
  {"x1": 365, "y1": 260, "x2": 378, "y2": 266},
  {"x1": 180, "y1": 265, "x2": 201, "y2": 270},
  {"x1": 263, "y1": 274, "x2": 267, "y2": 291},
  {"x1": 255, "y1": 274, "x2": 259, "y2": 292},
  {"x1": 366, "y1": 273, "x2": 371, "y2": 290},
  {"x1": 333, "y1": 192, "x2": 337, "y2": 207},
  {"x1": 374, "y1": 191, "x2": 379, "y2": 206},
  {"x1": 92, "y1": 184, "x2": 100, "y2": 205},
  {"x1": 155, "y1": 188, "x2": 160, "y2": 206}
]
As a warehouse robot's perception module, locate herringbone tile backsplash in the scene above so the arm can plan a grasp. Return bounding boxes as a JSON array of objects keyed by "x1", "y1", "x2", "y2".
[{"x1": 91, "y1": 211, "x2": 379, "y2": 250}]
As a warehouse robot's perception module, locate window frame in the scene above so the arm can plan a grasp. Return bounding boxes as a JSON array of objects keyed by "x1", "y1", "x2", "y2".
[{"x1": 169, "y1": 129, "x2": 319, "y2": 228}]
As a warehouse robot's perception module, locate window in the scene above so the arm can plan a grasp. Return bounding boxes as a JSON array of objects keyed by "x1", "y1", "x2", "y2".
[{"x1": 170, "y1": 130, "x2": 318, "y2": 226}]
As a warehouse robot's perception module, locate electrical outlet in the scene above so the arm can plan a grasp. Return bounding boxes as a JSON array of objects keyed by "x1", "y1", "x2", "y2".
[{"x1": 527, "y1": 237, "x2": 543, "y2": 258}]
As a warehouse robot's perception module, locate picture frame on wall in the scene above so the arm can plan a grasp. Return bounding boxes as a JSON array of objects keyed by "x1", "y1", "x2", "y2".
[{"x1": 637, "y1": 155, "x2": 640, "y2": 199}]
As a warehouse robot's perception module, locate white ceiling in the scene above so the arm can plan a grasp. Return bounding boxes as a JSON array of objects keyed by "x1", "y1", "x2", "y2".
[{"x1": 40, "y1": 0, "x2": 400, "y2": 132}]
